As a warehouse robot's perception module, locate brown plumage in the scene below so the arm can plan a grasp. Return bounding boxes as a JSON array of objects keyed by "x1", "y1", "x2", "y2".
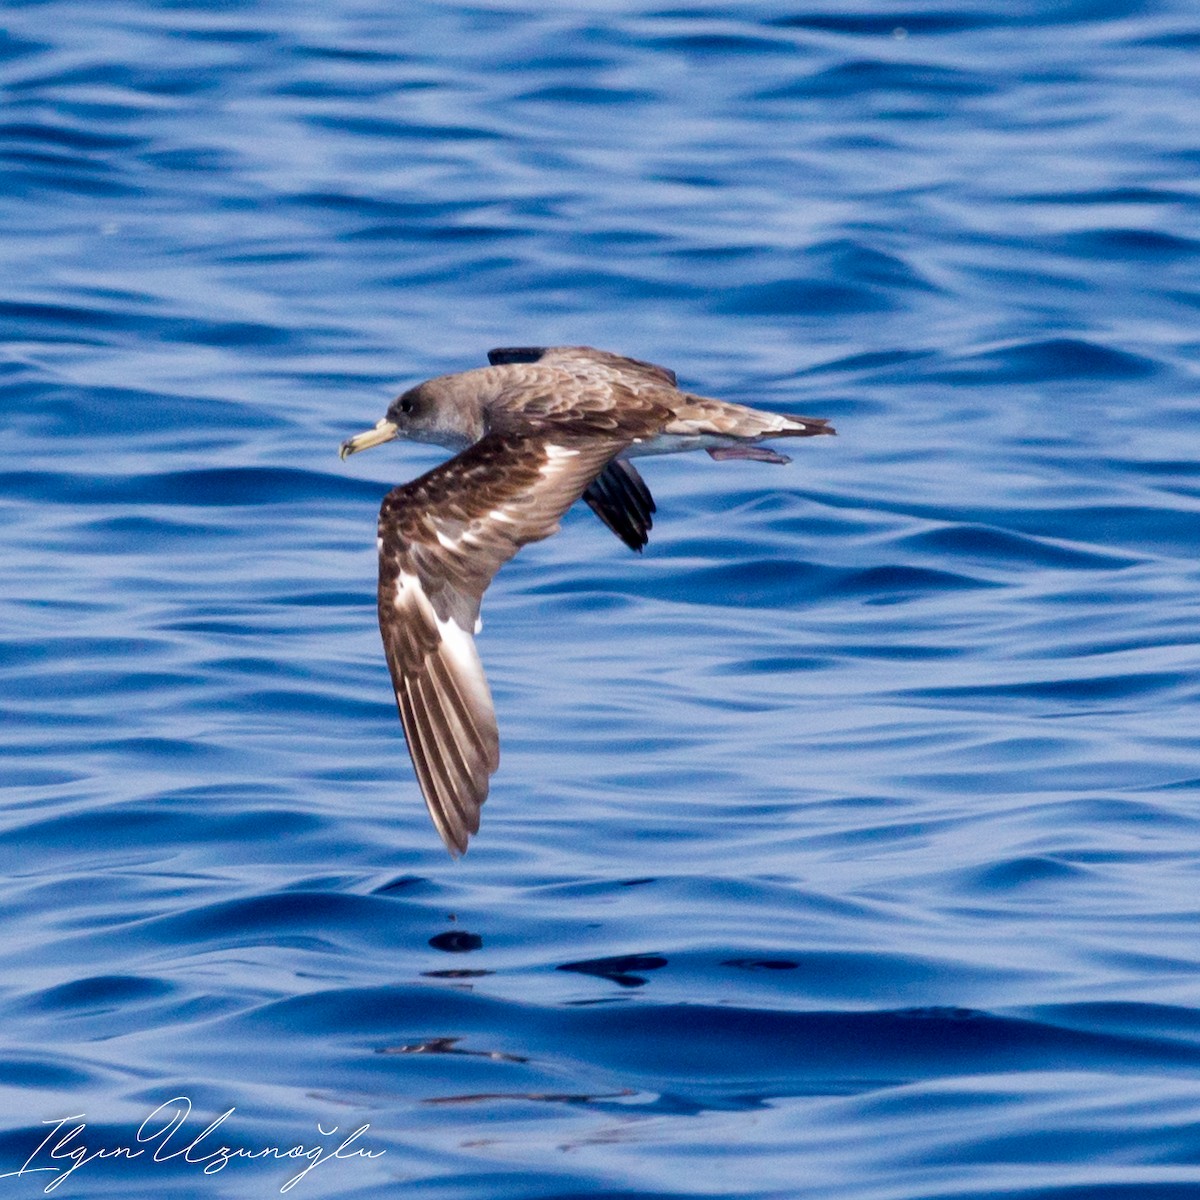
[{"x1": 339, "y1": 346, "x2": 834, "y2": 855}]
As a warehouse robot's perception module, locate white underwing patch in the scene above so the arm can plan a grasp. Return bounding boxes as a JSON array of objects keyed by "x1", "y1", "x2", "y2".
[
  {"x1": 434, "y1": 612, "x2": 487, "y2": 696},
  {"x1": 394, "y1": 569, "x2": 420, "y2": 604},
  {"x1": 540, "y1": 443, "x2": 581, "y2": 477}
]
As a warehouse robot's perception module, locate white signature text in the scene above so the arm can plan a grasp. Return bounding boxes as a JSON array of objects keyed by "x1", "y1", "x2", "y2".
[{"x1": 0, "y1": 1096, "x2": 385, "y2": 1193}]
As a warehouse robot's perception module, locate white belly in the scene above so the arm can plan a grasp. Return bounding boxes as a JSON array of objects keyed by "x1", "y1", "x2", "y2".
[{"x1": 622, "y1": 433, "x2": 734, "y2": 458}]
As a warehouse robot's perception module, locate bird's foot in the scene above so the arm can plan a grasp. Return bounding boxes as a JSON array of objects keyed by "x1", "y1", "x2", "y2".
[{"x1": 707, "y1": 445, "x2": 792, "y2": 464}]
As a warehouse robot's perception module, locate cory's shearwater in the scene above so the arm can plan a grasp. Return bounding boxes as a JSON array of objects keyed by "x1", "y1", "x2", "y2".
[{"x1": 340, "y1": 345, "x2": 834, "y2": 855}]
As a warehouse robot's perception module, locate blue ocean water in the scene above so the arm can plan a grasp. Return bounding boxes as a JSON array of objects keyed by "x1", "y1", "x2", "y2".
[{"x1": 3, "y1": 0, "x2": 1200, "y2": 1195}]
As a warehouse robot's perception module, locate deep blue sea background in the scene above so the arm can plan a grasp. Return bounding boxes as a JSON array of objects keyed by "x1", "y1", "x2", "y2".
[{"x1": 3, "y1": 1, "x2": 1200, "y2": 1196}]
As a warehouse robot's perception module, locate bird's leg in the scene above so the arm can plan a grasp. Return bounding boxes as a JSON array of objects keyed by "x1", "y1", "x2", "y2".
[{"x1": 707, "y1": 445, "x2": 792, "y2": 464}]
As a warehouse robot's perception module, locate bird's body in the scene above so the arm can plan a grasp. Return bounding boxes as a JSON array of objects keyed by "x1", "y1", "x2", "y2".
[{"x1": 340, "y1": 345, "x2": 834, "y2": 855}]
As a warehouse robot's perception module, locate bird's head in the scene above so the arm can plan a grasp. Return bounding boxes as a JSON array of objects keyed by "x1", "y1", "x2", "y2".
[{"x1": 339, "y1": 375, "x2": 485, "y2": 461}]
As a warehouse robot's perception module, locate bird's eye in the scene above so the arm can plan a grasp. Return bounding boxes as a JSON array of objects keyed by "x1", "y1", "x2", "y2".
[{"x1": 399, "y1": 397, "x2": 414, "y2": 414}]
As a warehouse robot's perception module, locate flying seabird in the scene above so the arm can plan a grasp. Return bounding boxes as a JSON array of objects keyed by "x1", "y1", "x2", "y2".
[{"x1": 340, "y1": 345, "x2": 834, "y2": 855}]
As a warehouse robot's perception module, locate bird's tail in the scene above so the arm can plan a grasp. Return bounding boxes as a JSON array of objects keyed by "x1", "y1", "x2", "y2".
[
  {"x1": 774, "y1": 413, "x2": 836, "y2": 438},
  {"x1": 670, "y1": 394, "x2": 836, "y2": 441}
]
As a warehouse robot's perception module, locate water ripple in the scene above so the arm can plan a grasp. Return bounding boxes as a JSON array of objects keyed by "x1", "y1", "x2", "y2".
[{"x1": 2, "y1": 1, "x2": 1200, "y2": 1196}]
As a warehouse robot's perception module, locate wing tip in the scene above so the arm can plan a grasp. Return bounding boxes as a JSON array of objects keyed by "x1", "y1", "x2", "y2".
[
  {"x1": 387, "y1": 611, "x2": 499, "y2": 858},
  {"x1": 488, "y1": 346, "x2": 549, "y2": 365},
  {"x1": 582, "y1": 459, "x2": 656, "y2": 552},
  {"x1": 414, "y1": 750, "x2": 491, "y2": 859}
]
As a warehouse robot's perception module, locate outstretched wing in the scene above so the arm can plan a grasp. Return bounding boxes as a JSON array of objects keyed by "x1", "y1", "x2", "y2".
[
  {"x1": 488, "y1": 345, "x2": 678, "y2": 387},
  {"x1": 376, "y1": 430, "x2": 628, "y2": 854}
]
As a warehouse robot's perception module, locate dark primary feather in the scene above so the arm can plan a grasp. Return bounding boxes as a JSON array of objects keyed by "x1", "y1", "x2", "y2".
[
  {"x1": 582, "y1": 459, "x2": 656, "y2": 552},
  {"x1": 487, "y1": 347, "x2": 550, "y2": 365}
]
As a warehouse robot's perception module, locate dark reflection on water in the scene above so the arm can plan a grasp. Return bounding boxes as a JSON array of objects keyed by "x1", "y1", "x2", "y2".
[
  {"x1": 558, "y1": 954, "x2": 670, "y2": 988},
  {"x1": 3, "y1": 0, "x2": 1200, "y2": 1196}
]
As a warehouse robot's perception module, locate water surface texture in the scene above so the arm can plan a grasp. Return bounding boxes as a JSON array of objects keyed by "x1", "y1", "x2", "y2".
[{"x1": 3, "y1": 1, "x2": 1200, "y2": 1196}]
